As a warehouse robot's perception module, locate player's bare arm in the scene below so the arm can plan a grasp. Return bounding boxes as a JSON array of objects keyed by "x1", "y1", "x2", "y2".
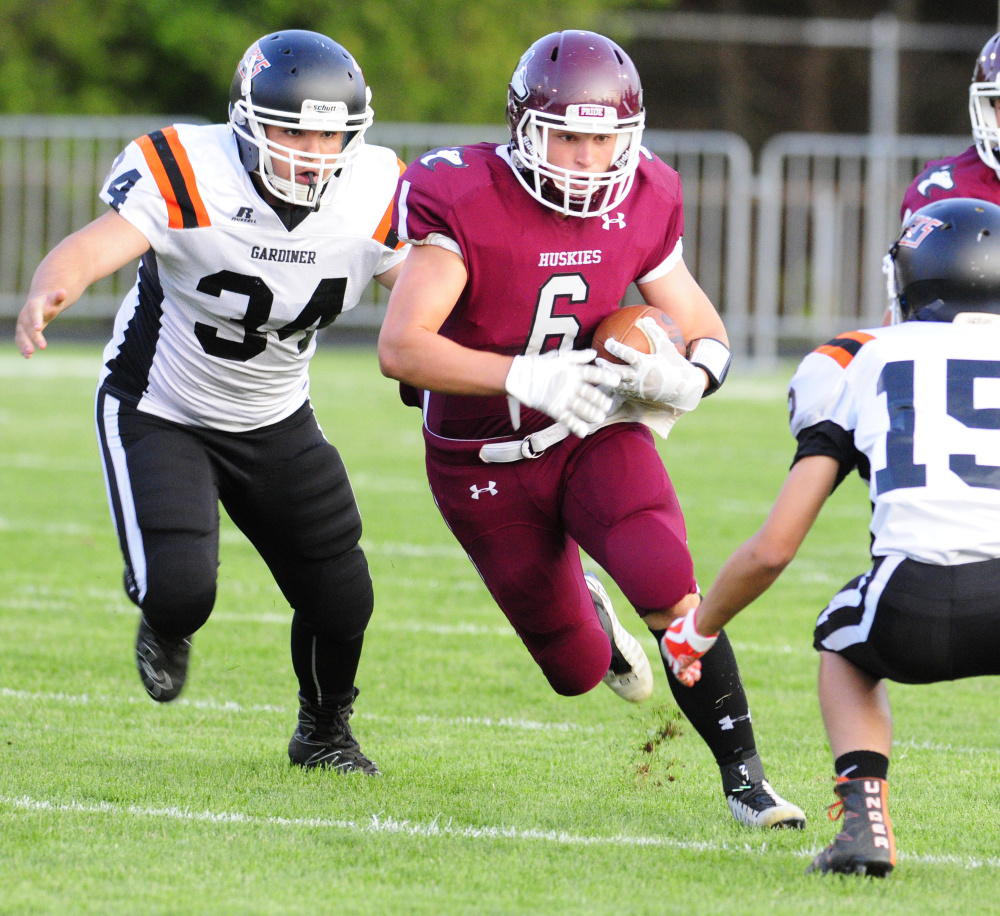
[
  {"x1": 636, "y1": 258, "x2": 728, "y2": 348},
  {"x1": 16, "y1": 210, "x2": 151, "y2": 358},
  {"x1": 693, "y1": 454, "x2": 839, "y2": 636},
  {"x1": 661, "y1": 454, "x2": 837, "y2": 685},
  {"x1": 373, "y1": 252, "x2": 409, "y2": 291},
  {"x1": 378, "y1": 243, "x2": 513, "y2": 395}
]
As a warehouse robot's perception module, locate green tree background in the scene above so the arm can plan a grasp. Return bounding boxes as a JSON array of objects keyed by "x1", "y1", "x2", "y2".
[
  {"x1": 0, "y1": 0, "x2": 669, "y2": 124},
  {"x1": 2, "y1": 2, "x2": 995, "y2": 143}
]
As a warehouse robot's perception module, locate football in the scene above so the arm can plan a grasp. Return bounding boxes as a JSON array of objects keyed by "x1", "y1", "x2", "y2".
[{"x1": 591, "y1": 305, "x2": 686, "y2": 364}]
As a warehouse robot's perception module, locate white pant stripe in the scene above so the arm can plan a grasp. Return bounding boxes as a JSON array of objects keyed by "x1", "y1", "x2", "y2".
[
  {"x1": 97, "y1": 393, "x2": 148, "y2": 603},
  {"x1": 818, "y1": 555, "x2": 904, "y2": 652}
]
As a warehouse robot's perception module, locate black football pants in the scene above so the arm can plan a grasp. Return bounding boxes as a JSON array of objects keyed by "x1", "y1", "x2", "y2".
[{"x1": 96, "y1": 388, "x2": 374, "y2": 704}]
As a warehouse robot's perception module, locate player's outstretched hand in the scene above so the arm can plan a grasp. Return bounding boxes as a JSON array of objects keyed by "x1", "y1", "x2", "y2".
[
  {"x1": 604, "y1": 317, "x2": 703, "y2": 411},
  {"x1": 505, "y1": 349, "x2": 621, "y2": 438},
  {"x1": 660, "y1": 607, "x2": 718, "y2": 687},
  {"x1": 16, "y1": 290, "x2": 68, "y2": 358}
]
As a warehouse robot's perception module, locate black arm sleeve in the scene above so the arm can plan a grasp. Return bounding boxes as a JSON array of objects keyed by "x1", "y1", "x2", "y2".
[{"x1": 791, "y1": 420, "x2": 869, "y2": 491}]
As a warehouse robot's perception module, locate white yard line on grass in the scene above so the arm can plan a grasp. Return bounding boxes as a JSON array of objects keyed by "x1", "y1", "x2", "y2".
[
  {"x1": 4, "y1": 686, "x2": 998, "y2": 752},
  {"x1": 2, "y1": 589, "x2": 806, "y2": 648},
  {"x1": 0, "y1": 687, "x2": 602, "y2": 733},
  {"x1": 0, "y1": 518, "x2": 466, "y2": 558},
  {"x1": 2, "y1": 794, "x2": 997, "y2": 870}
]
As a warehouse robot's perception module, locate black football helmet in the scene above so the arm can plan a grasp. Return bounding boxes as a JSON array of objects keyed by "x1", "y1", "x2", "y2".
[
  {"x1": 887, "y1": 198, "x2": 1000, "y2": 322},
  {"x1": 228, "y1": 30, "x2": 373, "y2": 207},
  {"x1": 506, "y1": 30, "x2": 645, "y2": 217},
  {"x1": 970, "y1": 32, "x2": 1000, "y2": 178}
]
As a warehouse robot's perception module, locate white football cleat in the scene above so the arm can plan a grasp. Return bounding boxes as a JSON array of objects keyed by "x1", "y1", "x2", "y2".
[
  {"x1": 726, "y1": 780, "x2": 806, "y2": 829},
  {"x1": 585, "y1": 572, "x2": 653, "y2": 702}
]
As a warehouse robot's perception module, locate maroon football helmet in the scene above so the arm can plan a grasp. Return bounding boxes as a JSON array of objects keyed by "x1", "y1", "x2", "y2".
[
  {"x1": 505, "y1": 30, "x2": 645, "y2": 217},
  {"x1": 970, "y1": 32, "x2": 1000, "y2": 177}
]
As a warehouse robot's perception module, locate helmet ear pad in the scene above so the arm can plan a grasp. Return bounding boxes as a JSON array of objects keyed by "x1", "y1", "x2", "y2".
[{"x1": 235, "y1": 132, "x2": 259, "y2": 173}]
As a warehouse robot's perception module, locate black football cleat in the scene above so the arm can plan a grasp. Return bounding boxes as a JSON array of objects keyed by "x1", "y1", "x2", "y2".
[
  {"x1": 586, "y1": 572, "x2": 653, "y2": 702},
  {"x1": 288, "y1": 688, "x2": 380, "y2": 775},
  {"x1": 807, "y1": 777, "x2": 896, "y2": 877},
  {"x1": 135, "y1": 615, "x2": 192, "y2": 702},
  {"x1": 722, "y1": 754, "x2": 806, "y2": 829}
]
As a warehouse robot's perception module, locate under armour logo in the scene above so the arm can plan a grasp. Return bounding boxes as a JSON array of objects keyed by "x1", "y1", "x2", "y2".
[
  {"x1": 601, "y1": 212, "x2": 626, "y2": 230},
  {"x1": 719, "y1": 712, "x2": 752, "y2": 731},
  {"x1": 470, "y1": 482, "x2": 497, "y2": 499},
  {"x1": 232, "y1": 206, "x2": 256, "y2": 223}
]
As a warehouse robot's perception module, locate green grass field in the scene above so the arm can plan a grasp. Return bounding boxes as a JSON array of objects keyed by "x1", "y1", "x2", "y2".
[{"x1": 2, "y1": 344, "x2": 998, "y2": 915}]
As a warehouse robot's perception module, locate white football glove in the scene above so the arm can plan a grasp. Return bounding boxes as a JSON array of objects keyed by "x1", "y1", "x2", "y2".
[
  {"x1": 505, "y1": 349, "x2": 621, "y2": 438},
  {"x1": 660, "y1": 607, "x2": 718, "y2": 687},
  {"x1": 603, "y1": 317, "x2": 704, "y2": 412}
]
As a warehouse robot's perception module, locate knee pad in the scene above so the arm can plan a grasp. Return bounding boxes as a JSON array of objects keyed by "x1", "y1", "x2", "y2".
[
  {"x1": 295, "y1": 545, "x2": 374, "y2": 642},
  {"x1": 531, "y1": 619, "x2": 611, "y2": 697},
  {"x1": 139, "y1": 539, "x2": 217, "y2": 638},
  {"x1": 605, "y1": 512, "x2": 696, "y2": 614}
]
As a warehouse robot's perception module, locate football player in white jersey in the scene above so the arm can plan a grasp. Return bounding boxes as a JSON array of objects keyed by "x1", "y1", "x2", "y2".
[
  {"x1": 662, "y1": 197, "x2": 1000, "y2": 875},
  {"x1": 14, "y1": 30, "x2": 408, "y2": 775}
]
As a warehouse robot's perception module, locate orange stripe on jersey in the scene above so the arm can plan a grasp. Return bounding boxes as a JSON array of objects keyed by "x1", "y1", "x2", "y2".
[
  {"x1": 161, "y1": 127, "x2": 211, "y2": 228},
  {"x1": 371, "y1": 158, "x2": 408, "y2": 250},
  {"x1": 134, "y1": 129, "x2": 211, "y2": 230},
  {"x1": 814, "y1": 331, "x2": 876, "y2": 369},
  {"x1": 135, "y1": 133, "x2": 181, "y2": 228}
]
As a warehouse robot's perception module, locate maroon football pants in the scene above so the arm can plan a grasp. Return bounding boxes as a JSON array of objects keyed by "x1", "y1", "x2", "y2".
[{"x1": 425, "y1": 423, "x2": 696, "y2": 695}]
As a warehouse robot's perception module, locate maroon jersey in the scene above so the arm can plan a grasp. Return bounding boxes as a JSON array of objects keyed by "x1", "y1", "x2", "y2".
[
  {"x1": 393, "y1": 142, "x2": 684, "y2": 440},
  {"x1": 901, "y1": 145, "x2": 1000, "y2": 221}
]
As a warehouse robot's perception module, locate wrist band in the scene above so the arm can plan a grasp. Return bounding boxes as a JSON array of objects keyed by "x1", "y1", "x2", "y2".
[{"x1": 687, "y1": 338, "x2": 731, "y2": 396}]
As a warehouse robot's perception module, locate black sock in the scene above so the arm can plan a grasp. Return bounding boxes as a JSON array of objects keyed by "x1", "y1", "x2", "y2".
[
  {"x1": 834, "y1": 750, "x2": 889, "y2": 781},
  {"x1": 650, "y1": 627, "x2": 757, "y2": 765},
  {"x1": 290, "y1": 613, "x2": 364, "y2": 706}
]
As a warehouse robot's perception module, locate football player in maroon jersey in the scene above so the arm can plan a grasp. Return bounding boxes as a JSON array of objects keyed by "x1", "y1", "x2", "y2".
[
  {"x1": 887, "y1": 32, "x2": 1000, "y2": 325},
  {"x1": 378, "y1": 30, "x2": 805, "y2": 828},
  {"x1": 901, "y1": 32, "x2": 1000, "y2": 225}
]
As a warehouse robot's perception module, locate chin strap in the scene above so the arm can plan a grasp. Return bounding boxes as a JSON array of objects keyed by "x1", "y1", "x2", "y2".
[{"x1": 305, "y1": 172, "x2": 321, "y2": 210}]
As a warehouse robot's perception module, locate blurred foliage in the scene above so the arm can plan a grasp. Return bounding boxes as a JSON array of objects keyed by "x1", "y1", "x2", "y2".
[{"x1": 0, "y1": 0, "x2": 676, "y2": 123}]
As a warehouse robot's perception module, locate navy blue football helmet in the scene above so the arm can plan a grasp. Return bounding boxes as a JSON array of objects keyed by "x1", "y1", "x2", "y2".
[
  {"x1": 228, "y1": 30, "x2": 373, "y2": 207},
  {"x1": 888, "y1": 198, "x2": 1000, "y2": 322}
]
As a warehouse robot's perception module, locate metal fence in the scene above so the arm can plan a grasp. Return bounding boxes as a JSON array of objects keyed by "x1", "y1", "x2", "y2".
[
  {"x1": 0, "y1": 116, "x2": 210, "y2": 319},
  {"x1": 753, "y1": 132, "x2": 970, "y2": 361},
  {"x1": 0, "y1": 115, "x2": 973, "y2": 360}
]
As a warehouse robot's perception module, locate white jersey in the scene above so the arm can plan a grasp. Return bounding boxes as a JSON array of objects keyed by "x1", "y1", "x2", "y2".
[
  {"x1": 789, "y1": 318, "x2": 1000, "y2": 565},
  {"x1": 97, "y1": 123, "x2": 407, "y2": 432}
]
